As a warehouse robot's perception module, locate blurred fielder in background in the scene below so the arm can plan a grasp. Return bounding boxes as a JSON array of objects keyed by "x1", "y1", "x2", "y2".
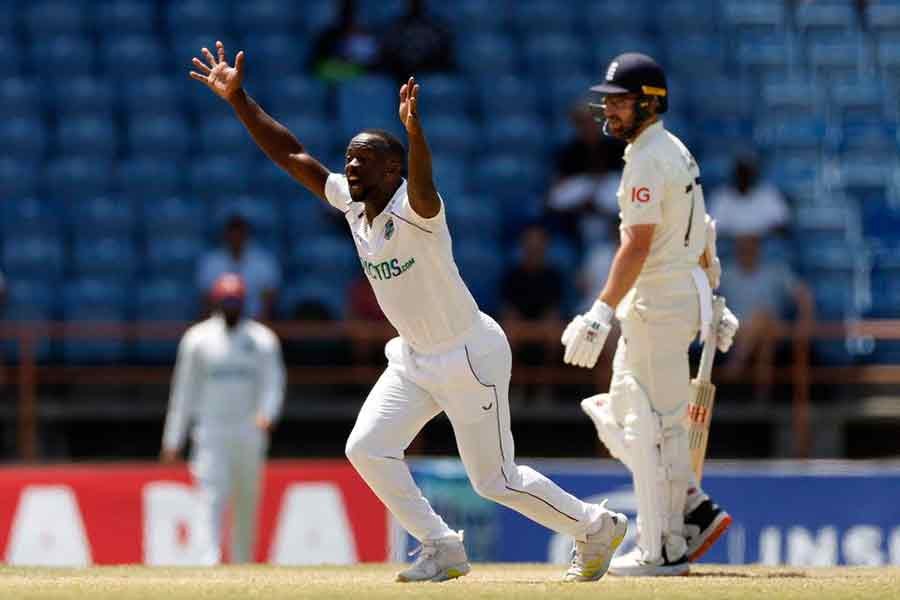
[
  {"x1": 189, "y1": 40, "x2": 627, "y2": 583},
  {"x1": 161, "y1": 273, "x2": 285, "y2": 564},
  {"x1": 561, "y1": 53, "x2": 740, "y2": 576}
]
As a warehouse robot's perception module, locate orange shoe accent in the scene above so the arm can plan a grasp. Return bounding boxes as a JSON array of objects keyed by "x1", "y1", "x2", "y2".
[{"x1": 688, "y1": 514, "x2": 732, "y2": 562}]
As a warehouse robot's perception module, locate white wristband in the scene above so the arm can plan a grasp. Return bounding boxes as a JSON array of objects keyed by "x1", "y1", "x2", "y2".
[{"x1": 587, "y1": 299, "x2": 615, "y2": 325}]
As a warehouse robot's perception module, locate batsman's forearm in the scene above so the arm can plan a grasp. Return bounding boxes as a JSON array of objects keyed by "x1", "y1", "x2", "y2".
[
  {"x1": 229, "y1": 89, "x2": 306, "y2": 167},
  {"x1": 599, "y1": 244, "x2": 649, "y2": 309}
]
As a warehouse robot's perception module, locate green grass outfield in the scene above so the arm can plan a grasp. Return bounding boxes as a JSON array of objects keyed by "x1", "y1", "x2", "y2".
[{"x1": 2, "y1": 564, "x2": 899, "y2": 600}]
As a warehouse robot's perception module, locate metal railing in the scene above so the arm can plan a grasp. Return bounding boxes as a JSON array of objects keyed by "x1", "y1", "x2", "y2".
[{"x1": 2, "y1": 317, "x2": 899, "y2": 462}]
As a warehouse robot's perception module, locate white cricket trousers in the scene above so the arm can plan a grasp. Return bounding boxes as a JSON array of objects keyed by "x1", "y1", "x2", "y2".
[
  {"x1": 190, "y1": 428, "x2": 267, "y2": 564},
  {"x1": 345, "y1": 311, "x2": 605, "y2": 543}
]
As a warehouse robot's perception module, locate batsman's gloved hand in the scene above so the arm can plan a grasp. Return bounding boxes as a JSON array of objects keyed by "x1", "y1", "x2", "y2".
[
  {"x1": 716, "y1": 304, "x2": 739, "y2": 353},
  {"x1": 561, "y1": 300, "x2": 614, "y2": 368}
]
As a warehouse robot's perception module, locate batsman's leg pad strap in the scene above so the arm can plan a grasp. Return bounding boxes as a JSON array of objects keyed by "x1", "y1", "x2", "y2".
[{"x1": 659, "y1": 422, "x2": 691, "y2": 557}]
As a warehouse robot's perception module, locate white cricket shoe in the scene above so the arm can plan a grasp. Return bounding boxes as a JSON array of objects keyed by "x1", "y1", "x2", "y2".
[
  {"x1": 563, "y1": 505, "x2": 628, "y2": 582},
  {"x1": 609, "y1": 544, "x2": 690, "y2": 577},
  {"x1": 396, "y1": 530, "x2": 471, "y2": 583}
]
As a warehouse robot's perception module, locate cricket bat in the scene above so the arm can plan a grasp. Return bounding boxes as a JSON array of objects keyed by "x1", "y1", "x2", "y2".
[{"x1": 688, "y1": 295, "x2": 726, "y2": 484}]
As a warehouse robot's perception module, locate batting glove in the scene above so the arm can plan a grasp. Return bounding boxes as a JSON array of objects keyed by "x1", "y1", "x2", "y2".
[
  {"x1": 716, "y1": 305, "x2": 739, "y2": 353},
  {"x1": 561, "y1": 300, "x2": 614, "y2": 368}
]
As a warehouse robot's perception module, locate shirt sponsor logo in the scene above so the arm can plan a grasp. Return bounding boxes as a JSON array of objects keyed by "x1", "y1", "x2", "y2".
[
  {"x1": 360, "y1": 257, "x2": 416, "y2": 281},
  {"x1": 631, "y1": 187, "x2": 650, "y2": 203},
  {"x1": 384, "y1": 218, "x2": 395, "y2": 240}
]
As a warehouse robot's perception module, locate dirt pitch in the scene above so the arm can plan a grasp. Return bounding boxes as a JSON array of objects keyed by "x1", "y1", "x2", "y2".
[{"x1": 1, "y1": 564, "x2": 898, "y2": 600}]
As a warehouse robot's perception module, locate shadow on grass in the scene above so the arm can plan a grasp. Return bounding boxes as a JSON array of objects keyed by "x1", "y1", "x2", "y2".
[{"x1": 690, "y1": 571, "x2": 808, "y2": 579}]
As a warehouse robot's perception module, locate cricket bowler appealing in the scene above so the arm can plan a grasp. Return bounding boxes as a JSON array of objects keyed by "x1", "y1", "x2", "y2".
[
  {"x1": 161, "y1": 273, "x2": 286, "y2": 564},
  {"x1": 189, "y1": 40, "x2": 627, "y2": 583},
  {"x1": 561, "y1": 53, "x2": 740, "y2": 576}
]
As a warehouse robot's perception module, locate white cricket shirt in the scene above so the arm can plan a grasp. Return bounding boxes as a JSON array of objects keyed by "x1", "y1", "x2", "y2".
[
  {"x1": 325, "y1": 174, "x2": 478, "y2": 355},
  {"x1": 162, "y1": 314, "x2": 285, "y2": 450},
  {"x1": 617, "y1": 120, "x2": 707, "y2": 281}
]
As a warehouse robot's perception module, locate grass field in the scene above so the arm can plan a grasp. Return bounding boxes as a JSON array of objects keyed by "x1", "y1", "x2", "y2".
[{"x1": 2, "y1": 564, "x2": 899, "y2": 600}]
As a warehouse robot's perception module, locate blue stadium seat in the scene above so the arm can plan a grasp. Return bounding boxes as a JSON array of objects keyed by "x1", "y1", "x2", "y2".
[
  {"x1": 51, "y1": 77, "x2": 116, "y2": 117},
  {"x1": 795, "y1": 1, "x2": 860, "y2": 43},
  {"x1": 838, "y1": 152, "x2": 894, "y2": 200},
  {"x1": 484, "y1": 115, "x2": 548, "y2": 158},
  {"x1": 0, "y1": 117, "x2": 47, "y2": 160},
  {"x1": 134, "y1": 278, "x2": 196, "y2": 362},
  {"x1": 473, "y1": 155, "x2": 546, "y2": 201},
  {"x1": 477, "y1": 75, "x2": 540, "y2": 118},
  {"x1": 1, "y1": 234, "x2": 65, "y2": 280},
  {"x1": 446, "y1": 196, "x2": 503, "y2": 240},
  {"x1": 698, "y1": 153, "x2": 733, "y2": 190},
  {"x1": 44, "y1": 158, "x2": 114, "y2": 199},
  {"x1": 1, "y1": 197, "x2": 60, "y2": 236},
  {"x1": 0, "y1": 158, "x2": 39, "y2": 198},
  {"x1": 62, "y1": 279, "x2": 129, "y2": 364},
  {"x1": 23, "y1": 0, "x2": 87, "y2": 34},
  {"x1": 2, "y1": 279, "x2": 55, "y2": 361},
  {"x1": 794, "y1": 205, "x2": 852, "y2": 233},
  {"x1": 188, "y1": 157, "x2": 252, "y2": 198},
  {"x1": 358, "y1": 0, "x2": 405, "y2": 27},
  {"x1": 429, "y1": 0, "x2": 508, "y2": 33},
  {"x1": 523, "y1": 34, "x2": 590, "y2": 79},
  {"x1": 544, "y1": 74, "x2": 593, "y2": 121},
  {"x1": 756, "y1": 116, "x2": 828, "y2": 155},
  {"x1": 839, "y1": 121, "x2": 897, "y2": 153},
  {"x1": 31, "y1": 35, "x2": 94, "y2": 78},
  {"x1": 831, "y1": 79, "x2": 888, "y2": 121},
  {"x1": 416, "y1": 74, "x2": 469, "y2": 116},
  {"x1": 720, "y1": 1, "x2": 785, "y2": 35},
  {"x1": 257, "y1": 75, "x2": 329, "y2": 120},
  {"x1": 70, "y1": 234, "x2": 138, "y2": 279},
  {"x1": 233, "y1": 0, "x2": 302, "y2": 32},
  {"x1": 665, "y1": 35, "x2": 726, "y2": 78},
  {"x1": 68, "y1": 195, "x2": 137, "y2": 236},
  {"x1": 808, "y1": 38, "x2": 866, "y2": 81},
  {"x1": 431, "y1": 156, "x2": 468, "y2": 198},
  {"x1": 255, "y1": 160, "x2": 305, "y2": 198},
  {"x1": 454, "y1": 242, "x2": 504, "y2": 314},
  {"x1": 336, "y1": 76, "x2": 400, "y2": 140},
  {"x1": 457, "y1": 33, "x2": 518, "y2": 78},
  {"x1": 512, "y1": 0, "x2": 578, "y2": 35},
  {"x1": 119, "y1": 77, "x2": 183, "y2": 116},
  {"x1": 165, "y1": 0, "x2": 227, "y2": 34},
  {"x1": 116, "y1": 158, "x2": 183, "y2": 199},
  {"x1": 734, "y1": 34, "x2": 797, "y2": 79},
  {"x1": 295, "y1": 0, "x2": 339, "y2": 33},
  {"x1": 426, "y1": 115, "x2": 478, "y2": 157},
  {"x1": 767, "y1": 157, "x2": 821, "y2": 201},
  {"x1": 144, "y1": 235, "x2": 205, "y2": 280},
  {"x1": 583, "y1": 0, "x2": 650, "y2": 34},
  {"x1": 141, "y1": 196, "x2": 206, "y2": 237},
  {"x1": 283, "y1": 197, "x2": 342, "y2": 237},
  {"x1": 198, "y1": 118, "x2": 254, "y2": 156},
  {"x1": 657, "y1": 1, "x2": 718, "y2": 34},
  {"x1": 286, "y1": 236, "x2": 359, "y2": 289},
  {"x1": 95, "y1": 0, "x2": 156, "y2": 34},
  {"x1": 693, "y1": 77, "x2": 754, "y2": 120},
  {"x1": 807, "y1": 272, "x2": 855, "y2": 319},
  {"x1": 174, "y1": 35, "x2": 242, "y2": 117},
  {"x1": 0, "y1": 78, "x2": 41, "y2": 117},
  {"x1": 797, "y1": 234, "x2": 858, "y2": 272},
  {"x1": 240, "y1": 33, "x2": 311, "y2": 79},
  {"x1": 0, "y1": 36, "x2": 22, "y2": 78},
  {"x1": 100, "y1": 35, "x2": 167, "y2": 79},
  {"x1": 869, "y1": 2, "x2": 900, "y2": 37},
  {"x1": 126, "y1": 114, "x2": 190, "y2": 157},
  {"x1": 56, "y1": 117, "x2": 118, "y2": 158},
  {"x1": 877, "y1": 39, "x2": 900, "y2": 78},
  {"x1": 761, "y1": 78, "x2": 825, "y2": 117},
  {"x1": 277, "y1": 114, "x2": 335, "y2": 156}
]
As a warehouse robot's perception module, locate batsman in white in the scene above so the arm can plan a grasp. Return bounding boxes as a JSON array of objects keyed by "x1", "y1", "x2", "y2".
[
  {"x1": 561, "y1": 53, "x2": 740, "y2": 576},
  {"x1": 161, "y1": 273, "x2": 286, "y2": 564},
  {"x1": 189, "y1": 40, "x2": 626, "y2": 583}
]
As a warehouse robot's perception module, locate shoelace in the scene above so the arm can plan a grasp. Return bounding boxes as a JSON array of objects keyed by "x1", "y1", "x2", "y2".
[{"x1": 407, "y1": 541, "x2": 438, "y2": 563}]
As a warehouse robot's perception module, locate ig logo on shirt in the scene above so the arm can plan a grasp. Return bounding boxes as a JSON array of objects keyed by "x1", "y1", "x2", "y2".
[{"x1": 631, "y1": 187, "x2": 650, "y2": 203}]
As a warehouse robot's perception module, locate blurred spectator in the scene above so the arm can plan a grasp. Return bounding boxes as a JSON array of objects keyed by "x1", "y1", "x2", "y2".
[
  {"x1": 197, "y1": 214, "x2": 281, "y2": 320},
  {"x1": 347, "y1": 275, "x2": 389, "y2": 365},
  {"x1": 719, "y1": 235, "x2": 814, "y2": 402},
  {"x1": 308, "y1": 0, "x2": 381, "y2": 83},
  {"x1": 708, "y1": 153, "x2": 790, "y2": 239},
  {"x1": 546, "y1": 102, "x2": 625, "y2": 250},
  {"x1": 377, "y1": 0, "x2": 455, "y2": 82},
  {"x1": 501, "y1": 224, "x2": 563, "y2": 402}
]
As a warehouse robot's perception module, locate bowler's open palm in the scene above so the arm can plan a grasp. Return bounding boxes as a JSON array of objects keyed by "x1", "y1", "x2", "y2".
[
  {"x1": 399, "y1": 76, "x2": 421, "y2": 133},
  {"x1": 190, "y1": 40, "x2": 244, "y2": 101}
]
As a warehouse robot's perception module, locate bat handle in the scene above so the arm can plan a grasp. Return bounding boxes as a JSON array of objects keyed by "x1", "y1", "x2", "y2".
[{"x1": 697, "y1": 296, "x2": 726, "y2": 381}]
